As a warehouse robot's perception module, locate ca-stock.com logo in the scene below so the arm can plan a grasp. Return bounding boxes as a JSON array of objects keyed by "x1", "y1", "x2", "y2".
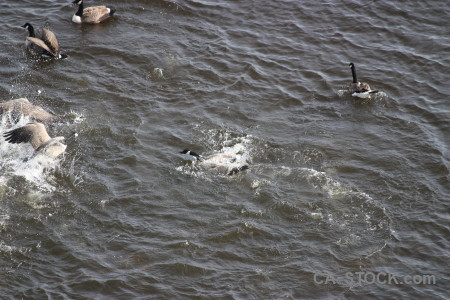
[{"x1": 314, "y1": 271, "x2": 436, "y2": 286}]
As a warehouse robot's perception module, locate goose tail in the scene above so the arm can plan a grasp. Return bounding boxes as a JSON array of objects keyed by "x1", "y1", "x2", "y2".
[{"x1": 109, "y1": 7, "x2": 116, "y2": 16}]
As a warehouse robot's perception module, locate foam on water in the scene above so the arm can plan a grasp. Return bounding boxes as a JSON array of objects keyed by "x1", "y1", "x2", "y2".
[
  {"x1": 64, "y1": 110, "x2": 85, "y2": 125},
  {"x1": 246, "y1": 158, "x2": 391, "y2": 260},
  {"x1": 337, "y1": 87, "x2": 389, "y2": 102},
  {"x1": 299, "y1": 167, "x2": 372, "y2": 200},
  {"x1": 298, "y1": 167, "x2": 390, "y2": 259},
  {"x1": 149, "y1": 52, "x2": 180, "y2": 81},
  {"x1": 0, "y1": 213, "x2": 10, "y2": 229},
  {"x1": 0, "y1": 240, "x2": 32, "y2": 255}
]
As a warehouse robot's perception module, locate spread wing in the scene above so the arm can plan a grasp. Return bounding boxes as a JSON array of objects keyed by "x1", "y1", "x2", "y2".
[
  {"x1": 4, "y1": 122, "x2": 51, "y2": 150},
  {"x1": 26, "y1": 37, "x2": 55, "y2": 56},
  {"x1": 206, "y1": 153, "x2": 235, "y2": 162},
  {"x1": 83, "y1": 6, "x2": 111, "y2": 23},
  {"x1": 41, "y1": 28, "x2": 59, "y2": 54},
  {"x1": 20, "y1": 103, "x2": 58, "y2": 122},
  {"x1": 1, "y1": 98, "x2": 29, "y2": 113},
  {"x1": 0, "y1": 98, "x2": 58, "y2": 122},
  {"x1": 27, "y1": 105, "x2": 58, "y2": 122}
]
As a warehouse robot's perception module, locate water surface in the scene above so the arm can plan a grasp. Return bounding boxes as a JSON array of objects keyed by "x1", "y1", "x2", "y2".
[{"x1": 0, "y1": 0, "x2": 448, "y2": 299}]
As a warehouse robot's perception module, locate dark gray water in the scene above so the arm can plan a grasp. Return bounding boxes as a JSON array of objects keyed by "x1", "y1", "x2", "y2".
[{"x1": 0, "y1": 1, "x2": 448, "y2": 299}]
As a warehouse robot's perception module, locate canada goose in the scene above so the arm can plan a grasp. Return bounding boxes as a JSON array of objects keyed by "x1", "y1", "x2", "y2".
[
  {"x1": 0, "y1": 98, "x2": 61, "y2": 123},
  {"x1": 4, "y1": 122, "x2": 69, "y2": 158},
  {"x1": 72, "y1": 0, "x2": 116, "y2": 24},
  {"x1": 349, "y1": 62, "x2": 378, "y2": 98},
  {"x1": 22, "y1": 23, "x2": 67, "y2": 59},
  {"x1": 180, "y1": 149, "x2": 249, "y2": 176}
]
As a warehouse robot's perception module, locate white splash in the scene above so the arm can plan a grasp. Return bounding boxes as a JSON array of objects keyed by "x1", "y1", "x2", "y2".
[
  {"x1": 300, "y1": 167, "x2": 373, "y2": 201},
  {"x1": 178, "y1": 130, "x2": 253, "y2": 178},
  {"x1": 0, "y1": 114, "x2": 62, "y2": 192}
]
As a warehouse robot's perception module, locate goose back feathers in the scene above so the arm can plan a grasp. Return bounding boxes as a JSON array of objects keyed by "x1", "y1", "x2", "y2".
[
  {"x1": 41, "y1": 28, "x2": 60, "y2": 55},
  {"x1": 72, "y1": 0, "x2": 116, "y2": 24},
  {"x1": 22, "y1": 23, "x2": 67, "y2": 59}
]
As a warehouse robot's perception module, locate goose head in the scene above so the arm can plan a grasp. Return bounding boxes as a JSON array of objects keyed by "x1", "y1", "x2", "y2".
[{"x1": 22, "y1": 23, "x2": 35, "y2": 37}]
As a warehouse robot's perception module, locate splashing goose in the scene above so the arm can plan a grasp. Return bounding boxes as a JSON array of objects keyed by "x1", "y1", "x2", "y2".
[
  {"x1": 349, "y1": 62, "x2": 378, "y2": 98},
  {"x1": 1, "y1": 98, "x2": 62, "y2": 123},
  {"x1": 4, "y1": 122, "x2": 70, "y2": 158},
  {"x1": 22, "y1": 23, "x2": 67, "y2": 59},
  {"x1": 72, "y1": 0, "x2": 116, "y2": 24},
  {"x1": 180, "y1": 149, "x2": 249, "y2": 176}
]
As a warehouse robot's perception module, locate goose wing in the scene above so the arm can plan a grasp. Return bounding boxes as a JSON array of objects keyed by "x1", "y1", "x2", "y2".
[
  {"x1": 206, "y1": 153, "x2": 236, "y2": 163},
  {"x1": 41, "y1": 28, "x2": 59, "y2": 54},
  {"x1": 82, "y1": 6, "x2": 111, "y2": 23},
  {"x1": 22, "y1": 103, "x2": 59, "y2": 122},
  {"x1": 4, "y1": 122, "x2": 52, "y2": 150},
  {"x1": 206, "y1": 153, "x2": 234, "y2": 160},
  {"x1": 360, "y1": 82, "x2": 371, "y2": 92},
  {"x1": 1, "y1": 98, "x2": 30, "y2": 113},
  {"x1": 0, "y1": 98, "x2": 58, "y2": 122},
  {"x1": 26, "y1": 37, "x2": 55, "y2": 56}
]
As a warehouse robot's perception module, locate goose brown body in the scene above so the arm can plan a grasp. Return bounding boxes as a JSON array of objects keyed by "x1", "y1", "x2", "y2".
[
  {"x1": 4, "y1": 122, "x2": 66, "y2": 158},
  {"x1": 350, "y1": 81, "x2": 372, "y2": 93},
  {"x1": 22, "y1": 23, "x2": 67, "y2": 59},
  {"x1": 72, "y1": 0, "x2": 116, "y2": 24}
]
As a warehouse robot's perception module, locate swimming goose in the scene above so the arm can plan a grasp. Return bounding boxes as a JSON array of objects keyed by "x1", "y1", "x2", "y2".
[
  {"x1": 4, "y1": 122, "x2": 68, "y2": 158},
  {"x1": 349, "y1": 62, "x2": 378, "y2": 98},
  {"x1": 180, "y1": 149, "x2": 249, "y2": 176},
  {"x1": 22, "y1": 23, "x2": 67, "y2": 59},
  {"x1": 0, "y1": 98, "x2": 61, "y2": 123},
  {"x1": 72, "y1": 0, "x2": 116, "y2": 24}
]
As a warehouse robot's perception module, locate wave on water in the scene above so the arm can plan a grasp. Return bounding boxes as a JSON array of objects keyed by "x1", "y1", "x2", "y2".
[
  {"x1": 149, "y1": 52, "x2": 180, "y2": 81},
  {"x1": 271, "y1": 165, "x2": 392, "y2": 260},
  {"x1": 218, "y1": 134, "x2": 391, "y2": 261}
]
